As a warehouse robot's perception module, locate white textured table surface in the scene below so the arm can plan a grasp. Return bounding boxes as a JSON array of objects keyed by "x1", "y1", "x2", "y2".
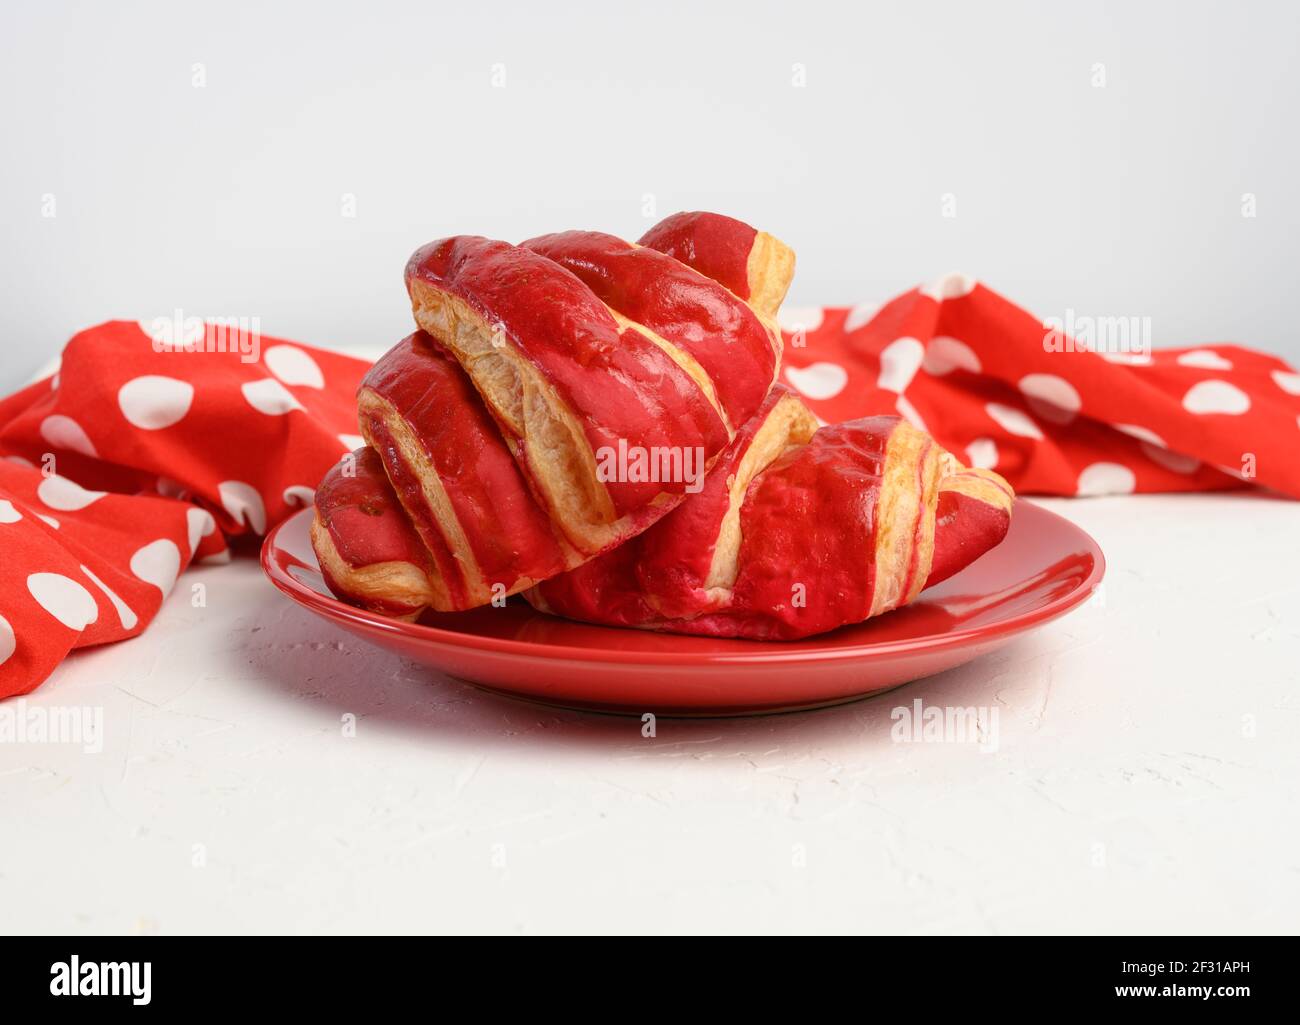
[{"x1": 2, "y1": 493, "x2": 1297, "y2": 935}]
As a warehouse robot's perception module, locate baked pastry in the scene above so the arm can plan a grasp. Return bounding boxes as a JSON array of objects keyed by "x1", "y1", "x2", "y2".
[
  {"x1": 313, "y1": 212, "x2": 794, "y2": 614},
  {"x1": 526, "y1": 392, "x2": 1015, "y2": 639},
  {"x1": 311, "y1": 212, "x2": 1011, "y2": 634},
  {"x1": 311, "y1": 445, "x2": 438, "y2": 619},
  {"x1": 402, "y1": 216, "x2": 791, "y2": 554},
  {"x1": 637, "y1": 210, "x2": 794, "y2": 323}
]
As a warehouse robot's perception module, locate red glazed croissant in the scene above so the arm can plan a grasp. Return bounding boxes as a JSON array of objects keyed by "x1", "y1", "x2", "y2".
[
  {"x1": 311, "y1": 446, "x2": 438, "y2": 619},
  {"x1": 526, "y1": 390, "x2": 1015, "y2": 640},
  {"x1": 312, "y1": 213, "x2": 794, "y2": 615}
]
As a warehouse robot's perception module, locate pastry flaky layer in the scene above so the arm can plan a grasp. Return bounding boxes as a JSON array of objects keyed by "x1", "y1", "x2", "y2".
[
  {"x1": 526, "y1": 391, "x2": 1016, "y2": 640},
  {"x1": 402, "y1": 214, "x2": 792, "y2": 557},
  {"x1": 312, "y1": 212, "x2": 794, "y2": 615},
  {"x1": 310, "y1": 210, "x2": 1014, "y2": 634}
]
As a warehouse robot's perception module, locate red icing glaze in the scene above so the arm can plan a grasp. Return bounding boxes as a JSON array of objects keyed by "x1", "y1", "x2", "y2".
[
  {"x1": 313, "y1": 447, "x2": 433, "y2": 615},
  {"x1": 315, "y1": 448, "x2": 430, "y2": 572},
  {"x1": 718, "y1": 418, "x2": 895, "y2": 638},
  {"x1": 361, "y1": 332, "x2": 569, "y2": 594},
  {"x1": 634, "y1": 387, "x2": 797, "y2": 619},
  {"x1": 522, "y1": 231, "x2": 776, "y2": 429},
  {"x1": 638, "y1": 211, "x2": 758, "y2": 300},
  {"x1": 534, "y1": 416, "x2": 1013, "y2": 640},
  {"x1": 928, "y1": 488, "x2": 1012, "y2": 588},
  {"x1": 405, "y1": 236, "x2": 728, "y2": 514},
  {"x1": 531, "y1": 388, "x2": 799, "y2": 624},
  {"x1": 528, "y1": 536, "x2": 654, "y2": 628}
]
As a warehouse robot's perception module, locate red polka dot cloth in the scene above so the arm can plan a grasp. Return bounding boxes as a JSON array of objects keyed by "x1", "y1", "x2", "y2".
[
  {"x1": 778, "y1": 274, "x2": 1300, "y2": 498},
  {"x1": 2, "y1": 277, "x2": 1298, "y2": 696},
  {"x1": 0, "y1": 320, "x2": 369, "y2": 695}
]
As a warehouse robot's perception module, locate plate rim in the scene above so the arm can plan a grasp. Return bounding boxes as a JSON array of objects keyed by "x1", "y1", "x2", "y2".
[{"x1": 260, "y1": 498, "x2": 1105, "y2": 666}]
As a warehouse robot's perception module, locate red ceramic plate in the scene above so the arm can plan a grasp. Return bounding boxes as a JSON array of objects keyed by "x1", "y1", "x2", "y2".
[{"x1": 261, "y1": 500, "x2": 1103, "y2": 716}]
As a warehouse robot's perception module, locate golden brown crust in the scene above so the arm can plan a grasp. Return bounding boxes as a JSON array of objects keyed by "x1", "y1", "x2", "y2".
[
  {"x1": 310, "y1": 513, "x2": 435, "y2": 617},
  {"x1": 409, "y1": 279, "x2": 623, "y2": 551},
  {"x1": 357, "y1": 388, "x2": 493, "y2": 609},
  {"x1": 869, "y1": 421, "x2": 942, "y2": 617},
  {"x1": 938, "y1": 459, "x2": 1016, "y2": 511},
  {"x1": 746, "y1": 231, "x2": 797, "y2": 320},
  {"x1": 704, "y1": 393, "x2": 818, "y2": 597}
]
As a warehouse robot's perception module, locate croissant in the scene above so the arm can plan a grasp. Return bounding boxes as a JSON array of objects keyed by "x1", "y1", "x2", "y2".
[
  {"x1": 313, "y1": 213, "x2": 794, "y2": 615},
  {"x1": 312, "y1": 213, "x2": 1014, "y2": 635},
  {"x1": 526, "y1": 390, "x2": 1015, "y2": 640}
]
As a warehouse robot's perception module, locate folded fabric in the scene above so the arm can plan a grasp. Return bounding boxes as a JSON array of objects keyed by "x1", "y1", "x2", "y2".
[
  {"x1": 0, "y1": 321, "x2": 368, "y2": 694},
  {"x1": 778, "y1": 274, "x2": 1300, "y2": 497},
  {"x1": 2, "y1": 277, "x2": 1297, "y2": 696}
]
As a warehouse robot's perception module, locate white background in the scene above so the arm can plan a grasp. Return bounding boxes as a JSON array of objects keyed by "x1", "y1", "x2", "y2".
[
  {"x1": 2, "y1": 1, "x2": 1299, "y2": 937},
  {"x1": 2, "y1": 0, "x2": 1298, "y2": 388},
  {"x1": 4, "y1": 494, "x2": 1299, "y2": 934}
]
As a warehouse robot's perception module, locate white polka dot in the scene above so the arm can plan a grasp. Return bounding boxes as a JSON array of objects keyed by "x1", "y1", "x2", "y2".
[
  {"x1": 1271, "y1": 370, "x2": 1300, "y2": 396},
  {"x1": 842, "y1": 302, "x2": 879, "y2": 333},
  {"x1": 129, "y1": 539, "x2": 181, "y2": 595},
  {"x1": 1144, "y1": 444, "x2": 1199, "y2": 474},
  {"x1": 985, "y1": 402, "x2": 1044, "y2": 440},
  {"x1": 1099, "y1": 350, "x2": 1152, "y2": 366},
  {"x1": 37, "y1": 515, "x2": 59, "y2": 529},
  {"x1": 0, "y1": 499, "x2": 21, "y2": 524},
  {"x1": 1077, "y1": 462, "x2": 1136, "y2": 496},
  {"x1": 1182, "y1": 379, "x2": 1251, "y2": 415},
  {"x1": 1114, "y1": 426, "x2": 1199, "y2": 474},
  {"x1": 1177, "y1": 349, "x2": 1233, "y2": 370},
  {"x1": 1018, "y1": 374, "x2": 1082, "y2": 425},
  {"x1": 241, "y1": 379, "x2": 303, "y2": 416},
  {"x1": 338, "y1": 434, "x2": 365, "y2": 452},
  {"x1": 218, "y1": 480, "x2": 267, "y2": 534},
  {"x1": 200, "y1": 549, "x2": 232, "y2": 566},
  {"x1": 117, "y1": 375, "x2": 195, "y2": 429},
  {"x1": 39, "y1": 415, "x2": 98, "y2": 457},
  {"x1": 919, "y1": 272, "x2": 976, "y2": 302},
  {"x1": 0, "y1": 613, "x2": 13, "y2": 666},
  {"x1": 895, "y1": 395, "x2": 928, "y2": 433},
  {"x1": 877, "y1": 337, "x2": 925, "y2": 394},
  {"x1": 155, "y1": 476, "x2": 189, "y2": 499},
  {"x1": 4, "y1": 455, "x2": 35, "y2": 468},
  {"x1": 923, "y1": 336, "x2": 982, "y2": 376},
  {"x1": 1114, "y1": 423, "x2": 1162, "y2": 446},
  {"x1": 264, "y1": 344, "x2": 325, "y2": 389},
  {"x1": 784, "y1": 362, "x2": 848, "y2": 400},
  {"x1": 186, "y1": 508, "x2": 216, "y2": 554},
  {"x1": 27, "y1": 572, "x2": 98, "y2": 630},
  {"x1": 80, "y1": 564, "x2": 138, "y2": 630},
  {"x1": 283, "y1": 485, "x2": 315, "y2": 507},
  {"x1": 965, "y1": 438, "x2": 999, "y2": 470},
  {"x1": 777, "y1": 306, "x2": 824, "y2": 332},
  {"x1": 37, "y1": 474, "x2": 107, "y2": 511}
]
